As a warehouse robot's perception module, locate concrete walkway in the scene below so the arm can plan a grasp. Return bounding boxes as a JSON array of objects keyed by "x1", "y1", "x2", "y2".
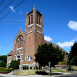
[
  {"x1": 0, "y1": 71, "x2": 76, "y2": 77},
  {"x1": 0, "y1": 73, "x2": 71, "y2": 77},
  {"x1": 0, "y1": 74, "x2": 60, "y2": 77}
]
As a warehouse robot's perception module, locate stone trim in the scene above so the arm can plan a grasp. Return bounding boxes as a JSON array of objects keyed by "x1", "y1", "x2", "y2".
[
  {"x1": 28, "y1": 24, "x2": 33, "y2": 28},
  {"x1": 36, "y1": 24, "x2": 42, "y2": 28},
  {"x1": 28, "y1": 31, "x2": 32, "y2": 34},
  {"x1": 36, "y1": 31, "x2": 43, "y2": 34}
]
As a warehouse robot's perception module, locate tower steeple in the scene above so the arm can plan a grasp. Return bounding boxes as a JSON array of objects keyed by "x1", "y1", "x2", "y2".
[{"x1": 25, "y1": 7, "x2": 44, "y2": 56}]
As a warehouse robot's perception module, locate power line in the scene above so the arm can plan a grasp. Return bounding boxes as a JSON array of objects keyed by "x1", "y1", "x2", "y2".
[
  {"x1": 0, "y1": 0, "x2": 14, "y2": 14},
  {"x1": 0, "y1": 0, "x2": 26, "y2": 21},
  {"x1": 0, "y1": 0, "x2": 5, "y2": 5},
  {"x1": 14, "y1": 0, "x2": 25, "y2": 9}
]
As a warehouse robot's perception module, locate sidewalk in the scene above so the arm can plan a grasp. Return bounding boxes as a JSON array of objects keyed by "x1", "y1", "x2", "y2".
[
  {"x1": 0, "y1": 74, "x2": 59, "y2": 77},
  {"x1": 0, "y1": 72, "x2": 73, "y2": 77}
]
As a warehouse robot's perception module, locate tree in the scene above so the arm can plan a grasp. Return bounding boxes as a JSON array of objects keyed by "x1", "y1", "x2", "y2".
[
  {"x1": 35, "y1": 43, "x2": 64, "y2": 67},
  {"x1": 0, "y1": 55, "x2": 7, "y2": 67},
  {"x1": 0, "y1": 62, "x2": 6, "y2": 67},
  {"x1": 10, "y1": 60, "x2": 19, "y2": 69},
  {"x1": 68, "y1": 42, "x2": 77, "y2": 65}
]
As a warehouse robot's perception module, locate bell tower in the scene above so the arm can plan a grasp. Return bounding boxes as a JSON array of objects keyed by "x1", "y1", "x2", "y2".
[{"x1": 25, "y1": 6, "x2": 44, "y2": 64}]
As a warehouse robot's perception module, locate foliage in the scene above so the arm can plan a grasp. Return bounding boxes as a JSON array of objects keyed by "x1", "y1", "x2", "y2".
[
  {"x1": 36, "y1": 71, "x2": 48, "y2": 75},
  {"x1": 0, "y1": 55, "x2": 7, "y2": 67},
  {"x1": 0, "y1": 67, "x2": 13, "y2": 72},
  {"x1": 0, "y1": 62, "x2": 6, "y2": 67},
  {"x1": 35, "y1": 43, "x2": 64, "y2": 67},
  {"x1": 9, "y1": 60, "x2": 19, "y2": 69},
  {"x1": 59, "y1": 60, "x2": 67, "y2": 65},
  {"x1": 68, "y1": 42, "x2": 77, "y2": 65}
]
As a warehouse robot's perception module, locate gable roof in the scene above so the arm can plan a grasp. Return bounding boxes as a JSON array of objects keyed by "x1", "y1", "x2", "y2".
[
  {"x1": 7, "y1": 51, "x2": 12, "y2": 56},
  {"x1": 13, "y1": 29, "x2": 25, "y2": 44},
  {"x1": 44, "y1": 40, "x2": 67, "y2": 53}
]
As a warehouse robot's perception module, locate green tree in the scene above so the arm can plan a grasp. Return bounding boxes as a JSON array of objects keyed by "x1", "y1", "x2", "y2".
[
  {"x1": 68, "y1": 42, "x2": 77, "y2": 65},
  {"x1": 0, "y1": 55, "x2": 7, "y2": 67},
  {"x1": 0, "y1": 62, "x2": 6, "y2": 67},
  {"x1": 10, "y1": 60, "x2": 19, "y2": 69},
  {"x1": 35, "y1": 43, "x2": 64, "y2": 67}
]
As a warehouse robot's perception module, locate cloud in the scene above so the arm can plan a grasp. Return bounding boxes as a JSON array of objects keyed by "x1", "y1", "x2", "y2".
[
  {"x1": 9, "y1": 6, "x2": 15, "y2": 12},
  {"x1": 44, "y1": 35, "x2": 53, "y2": 42},
  {"x1": 57, "y1": 40, "x2": 75, "y2": 48},
  {"x1": 68, "y1": 21, "x2": 77, "y2": 31}
]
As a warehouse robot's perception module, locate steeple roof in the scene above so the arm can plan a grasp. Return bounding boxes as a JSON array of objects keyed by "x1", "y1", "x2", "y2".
[{"x1": 26, "y1": 6, "x2": 42, "y2": 15}]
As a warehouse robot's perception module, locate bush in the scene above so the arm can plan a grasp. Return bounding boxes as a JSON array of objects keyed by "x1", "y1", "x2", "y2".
[
  {"x1": 0, "y1": 67, "x2": 13, "y2": 72},
  {"x1": 9, "y1": 60, "x2": 19, "y2": 69},
  {"x1": 36, "y1": 71, "x2": 48, "y2": 75},
  {"x1": 0, "y1": 62, "x2": 6, "y2": 67}
]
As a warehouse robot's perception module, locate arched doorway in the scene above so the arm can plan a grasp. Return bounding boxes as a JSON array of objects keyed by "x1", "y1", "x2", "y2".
[{"x1": 17, "y1": 55, "x2": 21, "y2": 65}]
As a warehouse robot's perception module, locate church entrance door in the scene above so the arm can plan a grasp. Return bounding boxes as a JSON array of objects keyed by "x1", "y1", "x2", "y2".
[{"x1": 18, "y1": 59, "x2": 20, "y2": 65}]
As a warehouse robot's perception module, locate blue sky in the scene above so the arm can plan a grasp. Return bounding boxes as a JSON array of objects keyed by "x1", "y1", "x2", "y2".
[{"x1": 0, "y1": 0, "x2": 77, "y2": 55}]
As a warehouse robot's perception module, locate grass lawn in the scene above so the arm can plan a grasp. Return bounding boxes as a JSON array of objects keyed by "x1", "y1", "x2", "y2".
[
  {"x1": 51, "y1": 68, "x2": 77, "y2": 73},
  {"x1": 14, "y1": 70, "x2": 37, "y2": 75},
  {"x1": 14, "y1": 66, "x2": 77, "y2": 76},
  {"x1": 72, "y1": 66, "x2": 77, "y2": 71}
]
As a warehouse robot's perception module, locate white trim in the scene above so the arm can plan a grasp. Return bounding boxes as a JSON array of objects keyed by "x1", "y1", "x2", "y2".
[
  {"x1": 28, "y1": 31, "x2": 32, "y2": 34},
  {"x1": 16, "y1": 47, "x2": 23, "y2": 50},
  {"x1": 36, "y1": 31, "x2": 43, "y2": 34},
  {"x1": 36, "y1": 24, "x2": 42, "y2": 28},
  {"x1": 25, "y1": 57, "x2": 26, "y2": 61},
  {"x1": 28, "y1": 24, "x2": 33, "y2": 28},
  {"x1": 9, "y1": 59, "x2": 11, "y2": 63},
  {"x1": 27, "y1": 55, "x2": 31, "y2": 61},
  {"x1": 21, "y1": 54, "x2": 23, "y2": 55},
  {"x1": 22, "y1": 64, "x2": 29, "y2": 66}
]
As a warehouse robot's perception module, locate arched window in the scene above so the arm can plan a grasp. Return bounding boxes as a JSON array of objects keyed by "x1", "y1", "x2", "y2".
[
  {"x1": 29, "y1": 37, "x2": 30, "y2": 47},
  {"x1": 39, "y1": 16, "x2": 41, "y2": 25},
  {"x1": 31, "y1": 15, "x2": 33, "y2": 24},
  {"x1": 37, "y1": 15, "x2": 38, "y2": 24},
  {"x1": 27, "y1": 55, "x2": 32, "y2": 61},
  {"x1": 16, "y1": 35, "x2": 23, "y2": 48},
  {"x1": 29, "y1": 16, "x2": 30, "y2": 25},
  {"x1": 19, "y1": 38, "x2": 21, "y2": 48},
  {"x1": 17, "y1": 55, "x2": 20, "y2": 58}
]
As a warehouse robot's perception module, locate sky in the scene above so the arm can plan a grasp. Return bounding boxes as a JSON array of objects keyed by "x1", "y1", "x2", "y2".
[{"x1": 0, "y1": 0, "x2": 77, "y2": 55}]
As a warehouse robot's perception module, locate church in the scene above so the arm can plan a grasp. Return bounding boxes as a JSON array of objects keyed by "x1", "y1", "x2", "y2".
[{"x1": 7, "y1": 6, "x2": 67, "y2": 68}]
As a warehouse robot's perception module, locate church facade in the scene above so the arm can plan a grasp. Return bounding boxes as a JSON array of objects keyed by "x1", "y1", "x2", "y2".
[{"x1": 7, "y1": 7, "x2": 67, "y2": 67}]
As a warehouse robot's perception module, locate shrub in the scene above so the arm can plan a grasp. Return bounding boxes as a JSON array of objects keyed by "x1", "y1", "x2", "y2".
[
  {"x1": 36, "y1": 71, "x2": 48, "y2": 75},
  {"x1": 0, "y1": 62, "x2": 6, "y2": 67},
  {"x1": 0, "y1": 67, "x2": 13, "y2": 72},
  {"x1": 9, "y1": 60, "x2": 19, "y2": 69}
]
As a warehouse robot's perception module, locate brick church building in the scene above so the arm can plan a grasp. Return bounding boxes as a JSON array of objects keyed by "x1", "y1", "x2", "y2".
[{"x1": 7, "y1": 6, "x2": 67, "y2": 67}]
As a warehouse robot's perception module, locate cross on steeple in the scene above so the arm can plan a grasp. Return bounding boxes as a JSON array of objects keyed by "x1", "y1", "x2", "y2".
[
  {"x1": 34, "y1": 5, "x2": 35, "y2": 9},
  {"x1": 20, "y1": 27, "x2": 21, "y2": 30}
]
